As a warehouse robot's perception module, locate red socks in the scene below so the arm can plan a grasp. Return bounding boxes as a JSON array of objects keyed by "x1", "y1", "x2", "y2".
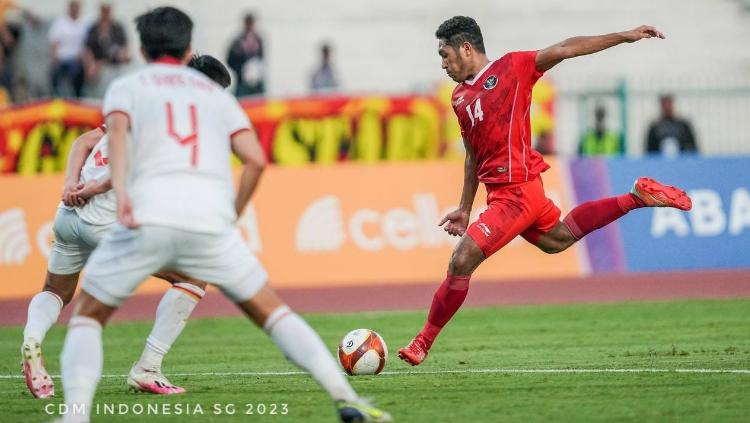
[
  {"x1": 419, "y1": 273, "x2": 471, "y2": 349},
  {"x1": 563, "y1": 193, "x2": 645, "y2": 239}
]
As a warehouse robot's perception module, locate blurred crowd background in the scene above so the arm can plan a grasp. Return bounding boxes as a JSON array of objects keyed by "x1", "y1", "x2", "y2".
[
  {"x1": 1, "y1": 0, "x2": 749, "y2": 299},
  {"x1": 0, "y1": 0, "x2": 749, "y2": 160}
]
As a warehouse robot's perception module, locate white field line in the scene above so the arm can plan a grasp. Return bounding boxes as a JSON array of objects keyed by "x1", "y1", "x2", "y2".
[{"x1": 1, "y1": 368, "x2": 749, "y2": 379}]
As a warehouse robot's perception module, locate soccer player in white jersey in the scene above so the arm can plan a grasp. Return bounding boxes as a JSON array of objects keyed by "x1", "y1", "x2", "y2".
[
  {"x1": 57, "y1": 7, "x2": 390, "y2": 423},
  {"x1": 21, "y1": 55, "x2": 234, "y2": 399}
]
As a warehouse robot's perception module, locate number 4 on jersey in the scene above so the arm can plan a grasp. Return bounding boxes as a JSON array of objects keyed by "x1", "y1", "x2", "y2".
[
  {"x1": 166, "y1": 102, "x2": 199, "y2": 167},
  {"x1": 465, "y1": 98, "x2": 484, "y2": 127}
]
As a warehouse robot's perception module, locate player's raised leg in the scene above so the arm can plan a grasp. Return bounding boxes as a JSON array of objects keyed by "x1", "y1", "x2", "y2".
[
  {"x1": 128, "y1": 274, "x2": 207, "y2": 395},
  {"x1": 22, "y1": 207, "x2": 98, "y2": 399},
  {"x1": 233, "y1": 284, "x2": 392, "y2": 422},
  {"x1": 528, "y1": 177, "x2": 692, "y2": 254},
  {"x1": 22, "y1": 272, "x2": 77, "y2": 399}
]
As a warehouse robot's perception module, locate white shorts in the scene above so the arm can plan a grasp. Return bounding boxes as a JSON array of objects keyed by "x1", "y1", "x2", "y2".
[
  {"x1": 48, "y1": 208, "x2": 111, "y2": 275},
  {"x1": 82, "y1": 224, "x2": 267, "y2": 307}
]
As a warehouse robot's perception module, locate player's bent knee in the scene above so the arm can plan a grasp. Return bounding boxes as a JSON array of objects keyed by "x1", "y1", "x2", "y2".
[
  {"x1": 44, "y1": 272, "x2": 79, "y2": 305},
  {"x1": 541, "y1": 244, "x2": 563, "y2": 254},
  {"x1": 449, "y1": 243, "x2": 483, "y2": 275},
  {"x1": 538, "y1": 239, "x2": 572, "y2": 254},
  {"x1": 235, "y1": 285, "x2": 285, "y2": 328},
  {"x1": 186, "y1": 280, "x2": 208, "y2": 290},
  {"x1": 155, "y1": 271, "x2": 209, "y2": 291},
  {"x1": 71, "y1": 291, "x2": 116, "y2": 326},
  {"x1": 535, "y1": 225, "x2": 577, "y2": 254}
]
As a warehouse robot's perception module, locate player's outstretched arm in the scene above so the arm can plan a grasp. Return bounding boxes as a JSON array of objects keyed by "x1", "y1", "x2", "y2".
[
  {"x1": 62, "y1": 127, "x2": 104, "y2": 206},
  {"x1": 535, "y1": 25, "x2": 665, "y2": 72},
  {"x1": 440, "y1": 138, "x2": 478, "y2": 237},
  {"x1": 231, "y1": 129, "x2": 266, "y2": 217},
  {"x1": 106, "y1": 112, "x2": 138, "y2": 228}
]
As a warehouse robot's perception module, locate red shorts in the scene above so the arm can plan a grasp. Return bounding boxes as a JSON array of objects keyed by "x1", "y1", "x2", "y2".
[{"x1": 466, "y1": 176, "x2": 561, "y2": 257}]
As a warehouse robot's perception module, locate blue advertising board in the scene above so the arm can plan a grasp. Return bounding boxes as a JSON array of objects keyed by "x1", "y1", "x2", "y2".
[{"x1": 599, "y1": 156, "x2": 750, "y2": 271}]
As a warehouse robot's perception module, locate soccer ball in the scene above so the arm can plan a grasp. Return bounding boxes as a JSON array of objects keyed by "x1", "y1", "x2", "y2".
[{"x1": 338, "y1": 329, "x2": 388, "y2": 375}]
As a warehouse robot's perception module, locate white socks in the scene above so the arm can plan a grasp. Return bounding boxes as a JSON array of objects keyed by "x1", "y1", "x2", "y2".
[
  {"x1": 23, "y1": 291, "x2": 64, "y2": 344},
  {"x1": 60, "y1": 316, "x2": 103, "y2": 423},
  {"x1": 265, "y1": 306, "x2": 357, "y2": 402},
  {"x1": 136, "y1": 283, "x2": 204, "y2": 371}
]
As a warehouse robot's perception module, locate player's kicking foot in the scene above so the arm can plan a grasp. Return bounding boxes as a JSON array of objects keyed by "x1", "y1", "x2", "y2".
[
  {"x1": 127, "y1": 364, "x2": 185, "y2": 395},
  {"x1": 631, "y1": 177, "x2": 692, "y2": 211},
  {"x1": 337, "y1": 399, "x2": 392, "y2": 423},
  {"x1": 21, "y1": 339, "x2": 54, "y2": 398},
  {"x1": 398, "y1": 336, "x2": 429, "y2": 366}
]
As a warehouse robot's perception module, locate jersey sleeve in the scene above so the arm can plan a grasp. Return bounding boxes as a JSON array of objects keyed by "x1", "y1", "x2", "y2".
[
  {"x1": 510, "y1": 51, "x2": 544, "y2": 83},
  {"x1": 223, "y1": 94, "x2": 253, "y2": 137},
  {"x1": 451, "y1": 87, "x2": 468, "y2": 139},
  {"x1": 102, "y1": 77, "x2": 134, "y2": 120}
]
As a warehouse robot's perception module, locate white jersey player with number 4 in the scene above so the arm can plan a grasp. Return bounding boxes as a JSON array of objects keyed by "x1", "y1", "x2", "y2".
[
  {"x1": 77, "y1": 59, "x2": 266, "y2": 306},
  {"x1": 102, "y1": 65, "x2": 245, "y2": 234},
  {"x1": 21, "y1": 55, "x2": 241, "y2": 400},
  {"x1": 58, "y1": 7, "x2": 389, "y2": 423}
]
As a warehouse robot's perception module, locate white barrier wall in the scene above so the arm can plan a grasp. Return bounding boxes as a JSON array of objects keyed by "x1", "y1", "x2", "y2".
[
  {"x1": 18, "y1": 0, "x2": 750, "y2": 96},
  {"x1": 12, "y1": 0, "x2": 750, "y2": 155}
]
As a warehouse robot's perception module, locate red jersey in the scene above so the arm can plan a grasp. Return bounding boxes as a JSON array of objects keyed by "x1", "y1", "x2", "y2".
[{"x1": 452, "y1": 51, "x2": 550, "y2": 184}]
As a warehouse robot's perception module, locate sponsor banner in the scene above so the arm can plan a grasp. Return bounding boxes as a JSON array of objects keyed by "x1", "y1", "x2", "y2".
[
  {"x1": 244, "y1": 95, "x2": 447, "y2": 165},
  {"x1": 0, "y1": 100, "x2": 103, "y2": 175},
  {"x1": 603, "y1": 156, "x2": 750, "y2": 271},
  {"x1": 0, "y1": 85, "x2": 556, "y2": 173},
  {"x1": 0, "y1": 159, "x2": 583, "y2": 300}
]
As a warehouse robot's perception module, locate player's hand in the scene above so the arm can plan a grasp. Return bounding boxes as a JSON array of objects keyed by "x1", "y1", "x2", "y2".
[
  {"x1": 439, "y1": 209, "x2": 470, "y2": 237},
  {"x1": 71, "y1": 179, "x2": 104, "y2": 200},
  {"x1": 62, "y1": 182, "x2": 86, "y2": 207},
  {"x1": 622, "y1": 25, "x2": 665, "y2": 42},
  {"x1": 116, "y1": 192, "x2": 139, "y2": 229}
]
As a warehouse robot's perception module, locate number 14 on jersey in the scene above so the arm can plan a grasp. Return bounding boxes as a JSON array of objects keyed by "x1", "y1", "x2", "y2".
[{"x1": 465, "y1": 98, "x2": 484, "y2": 127}]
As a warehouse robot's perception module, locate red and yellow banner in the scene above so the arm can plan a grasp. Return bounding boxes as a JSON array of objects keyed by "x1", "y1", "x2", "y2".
[
  {"x1": 0, "y1": 100, "x2": 103, "y2": 174},
  {"x1": 244, "y1": 95, "x2": 447, "y2": 165},
  {"x1": 0, "y1": 159, "x2": 583, "y2": 300},
  {"x1": 0, "y1": 82, "x2": 556, "y2": 173}
]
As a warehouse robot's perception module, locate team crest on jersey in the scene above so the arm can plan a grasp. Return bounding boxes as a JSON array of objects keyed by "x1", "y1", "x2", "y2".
[{"x1": 483, "y1": 75, "x2": 497, "y2": 90}]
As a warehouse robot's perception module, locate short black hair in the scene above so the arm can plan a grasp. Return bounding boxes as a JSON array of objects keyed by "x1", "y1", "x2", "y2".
[
  {"x1": 188, "y1": 54, "x2": 231, "y2": 88},
  {"x1": 135, "y1": 7, "x2": 193, "y2": 61},
  {"x1": 435, "y1": 16, "x2": 485, "y2": 54}
]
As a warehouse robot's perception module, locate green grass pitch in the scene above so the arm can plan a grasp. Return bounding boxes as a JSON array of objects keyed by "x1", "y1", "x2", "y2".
[{"x1": 1, "y1": 299, "x2": 749, "y2": 422}]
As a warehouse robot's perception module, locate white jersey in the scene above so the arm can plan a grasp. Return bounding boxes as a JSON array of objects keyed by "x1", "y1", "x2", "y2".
[
  {"x1": 102, "y1": 61, "x2": 251, "y2": 234},
  {"x1": 75, "y1": 133, "x2": 117, "y2": 226}
]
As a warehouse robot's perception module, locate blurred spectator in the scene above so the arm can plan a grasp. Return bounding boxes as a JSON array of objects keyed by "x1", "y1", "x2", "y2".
[
  {"x1": 48, "y1": 0, "x2": 89, "y2": 98},
  {"x1": 578, "y1": 105, "x2": 624, "y2": 157},
  {"x1": 645, "y1": 94, "x2": 698, "y2": 157},
  {"x1": 310, "y1": 42, "x2": 338, "y2": 93},
  {"x1": 0, "y1": 0, "x2": 20, "y2": 104},
  {"x1": 82, "y1": 3, "x2": 128, "y2": 97},
  {"x1": 11, "y1": 7, "x2": 52, "y2": 101},
  {"x1": 226, "y1": 13, "x2": 265, "y2": 97}
]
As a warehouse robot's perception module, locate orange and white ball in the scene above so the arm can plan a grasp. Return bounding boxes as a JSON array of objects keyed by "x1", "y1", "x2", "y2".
[{"x1": 338, "y1": 329, "x2": 388, "y2": 375}]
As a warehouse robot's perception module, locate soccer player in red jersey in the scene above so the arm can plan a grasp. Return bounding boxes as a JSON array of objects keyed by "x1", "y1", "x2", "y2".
[{"x1": 398, "y1": 16, "x2": 693, "y2": 366}]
